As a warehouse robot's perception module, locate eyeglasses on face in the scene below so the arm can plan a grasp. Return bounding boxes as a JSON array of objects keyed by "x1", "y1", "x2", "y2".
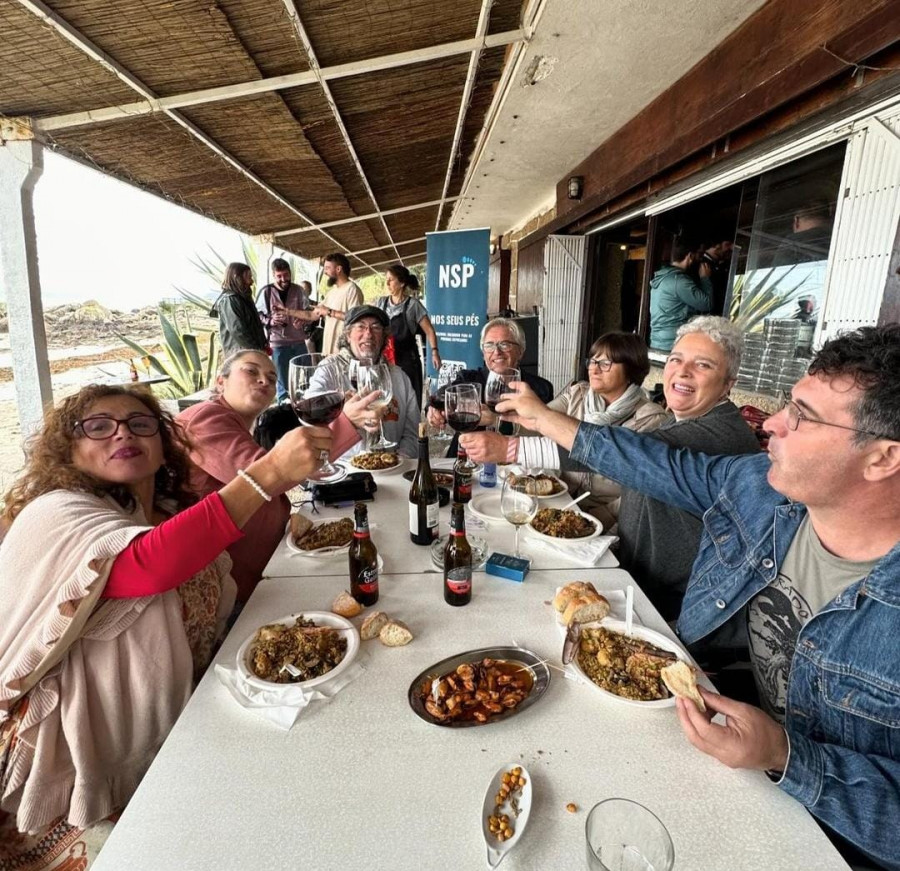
[
  {"x1": 75, "y1": 414, "x2": 161, "y2": 440},
  {"x1": 778, "y1": 392, "x2": 891, "y2": 440},
  {"x1": 350, "y1": 323, "x2": 384, "y2": 335},
  {"x1": 585, "y1": 357, "x2": 614, "y2": 372},
  {"x1": 482, "y1": 341, "x2": 519, "y2": 353}
]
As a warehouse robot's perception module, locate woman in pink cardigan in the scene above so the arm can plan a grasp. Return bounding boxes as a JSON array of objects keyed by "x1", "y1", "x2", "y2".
[
  {"x1": 0, "y1": 384, "x2": 331, "y2": 867},
  {"x1": 176, "y1": 350, "x2": 376, "y2": 603}
]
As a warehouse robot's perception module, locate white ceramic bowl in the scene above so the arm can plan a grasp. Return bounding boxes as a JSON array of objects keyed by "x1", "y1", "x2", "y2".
[
  {"x1": 568, "y1": 619, "x2": 690, "y2": 709},
  {"x1": 237, "y1": 611, "x2": 360, "y2": 692},
  {"x1": 481, "y1": 762, "x2": 533, "y2": 867},
  {"x1": 526, "y1": 508, "x2": 603, "y2": 543}
]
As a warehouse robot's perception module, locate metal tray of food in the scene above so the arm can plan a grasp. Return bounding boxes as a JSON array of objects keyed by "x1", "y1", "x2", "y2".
[{"x1": 408, "y1": 646, "x2": 550, "y2": 728}]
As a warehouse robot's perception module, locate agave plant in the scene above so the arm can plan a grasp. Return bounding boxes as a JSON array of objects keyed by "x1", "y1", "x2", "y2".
[
  {"x1": 117, "y1": 308, "x2": 219, "y2": 398},
  {"x1": 728, "y1": 265, "x2": 813, "y2": 333}
]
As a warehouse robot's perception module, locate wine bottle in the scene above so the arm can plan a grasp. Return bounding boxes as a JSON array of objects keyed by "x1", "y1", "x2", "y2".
[
  {"x1": 443, "y1": 502, "x2": 472, "y2": 606},
  {"x1": 349, "y1": 502, "x2": 379, "y2": 606},
  {"x1": 409, "y1": 423, "x2": 439, "y2": 545}
]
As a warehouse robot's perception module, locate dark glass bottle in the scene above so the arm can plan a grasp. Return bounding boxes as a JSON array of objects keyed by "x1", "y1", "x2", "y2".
[
  {"x1": 443, "y1": 502, "x2": 472, "y2": 606},
  {"x1": 349, "y1": 502, "x2": 379, "y2": 606},
  {"x1": 452, "y1": 444, "x2": 473, "y2": 504},
  {"x1": 409, "y1": 425, "x2": 439, "y2": 545}
]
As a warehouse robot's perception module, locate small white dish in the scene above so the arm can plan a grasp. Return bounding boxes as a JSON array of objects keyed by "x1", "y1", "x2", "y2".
[
  {"x1": 285, "y1": 518, "x2": 353, "y2": 557},
  {"x1": 568, "y1": 619, "x2": 691, "y2": 709},
  {"x1": 237, "y1": 611, "x2": 360, "y2": 693},
  {"x1": 505, "y1": 472, "x2": 568, "y2": 500},
  {"x1": 526, "y1": 509, "x2": 603, "y2": 543},
  {"x1": 468, "y1": 492, "x2": 506, "y2": 523},
  {"x1": 481, "y1": 762, "x2": 533, "y2": 868},
  {"x1": 348, "y1": 454, "x2": 406, "y2": 475}
]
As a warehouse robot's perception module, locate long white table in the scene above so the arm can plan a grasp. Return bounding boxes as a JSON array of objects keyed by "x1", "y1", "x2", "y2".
[
  {"x1": 264, "y1": 457, "x2": 618, "y2": 578},
  {"x1": 93, "y1": 568, "x2": 848, "y2": 871}
]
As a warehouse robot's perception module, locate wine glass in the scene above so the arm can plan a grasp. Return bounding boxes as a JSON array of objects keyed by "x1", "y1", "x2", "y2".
[
  {"x1": 427, "y1": 372, "x2": 452, "y2": 442},
  {"x1": 357, "y1": 360, "x2": 397, "y2": 451},
  {"x1": 445, "y1": 383, "x2": 481, "y2": 472},
  {"x1": 288, "y1": 353, "x2": 346, "y2": 483},
  {"x1": 484, "y1": 367, "x2": 520, "y2": 417},
  {"x1": 500, "y1": 475, "x2": 538, "y2": 560}
]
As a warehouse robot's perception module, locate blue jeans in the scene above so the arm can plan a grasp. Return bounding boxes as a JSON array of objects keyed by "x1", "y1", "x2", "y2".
[{"x1": 271, "y1": 343, "x2": 307, "y2": 403}]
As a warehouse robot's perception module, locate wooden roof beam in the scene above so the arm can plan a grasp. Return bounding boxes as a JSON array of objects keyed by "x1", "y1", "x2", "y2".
[
  {"x1": 16, "y1": 0, "x2": 376, "y2": 271},
  {"x1": 274, "y1": 198, "x2": 459, "y2": 237},
  {"x1": 36, "y1": 30, "x2": 525, "y2": 133},
  {"x1": 280, "y1": 0, "x2": 402, "y2": 264}
]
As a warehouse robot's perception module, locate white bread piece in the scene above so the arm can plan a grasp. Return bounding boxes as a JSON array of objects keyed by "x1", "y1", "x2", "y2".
[
  {"x1": 379, "y1": 619, "x2": 413, "y2": 647},
  {"x1": 660, "y1": 661, "x2": 706, "y2": 711},
  {"x1": 360, "y1": 610, "x2": 391, "y2": 640},
  {"x1": 562, "y1": 593, "x2": 610, "y2": 626},
  {"x1": 553, "y1": 581, "x2": 599, "y2": 613},
  {"x1": 331, "y1": 590, "x2": 363, "y2": 618},
  {"x1": 290, "y1": 512, "x2": 314, "y2": 543}
]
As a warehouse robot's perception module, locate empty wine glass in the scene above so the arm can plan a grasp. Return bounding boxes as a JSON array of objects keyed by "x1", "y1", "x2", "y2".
[
  {"x1": 288, "y1": 354, "x2": 346, "y2": 483},
  {"x1": 500, "y1": 475, "x2": 538, "y2": 560},
  {"x1": 585, "y1": 799, "x2": 674, "y2": 871},
  {"x1": 357, "y1": 360, "x2": 397, "y2": 451}
]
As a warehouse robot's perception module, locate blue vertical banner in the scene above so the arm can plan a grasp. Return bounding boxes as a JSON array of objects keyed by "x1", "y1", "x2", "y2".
[{"x1": 425, "y1": 228, "x2": 490, "y2": 379}]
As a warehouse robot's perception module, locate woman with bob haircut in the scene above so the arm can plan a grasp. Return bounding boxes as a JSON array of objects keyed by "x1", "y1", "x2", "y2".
[
  {"x1": 211, "y1": 261, "x2": 267, "y2": 357},
  {"x1": 0, "y1": 384, "x2": 330, "y2": 864}
]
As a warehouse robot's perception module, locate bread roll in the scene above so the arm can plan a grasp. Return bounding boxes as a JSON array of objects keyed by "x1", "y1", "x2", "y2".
[
  {"x1": 360, "y1": 610, "x2": 391, "y2": 640},
  {"x1": 379, "y1": 619, "x2": 413, "y2": 647},
  {"x1": 660, "y1": 661, "x2": 706, "y2": 711},
  {"x1": 562, "y1": 593, "x2": 610, "y2": 626},
  {"x1": 331, "y1": 590, "x2": 363, "y2": 618},
  {"x1": 553, "y1": 581, "x2": 599, "y2": 613}
]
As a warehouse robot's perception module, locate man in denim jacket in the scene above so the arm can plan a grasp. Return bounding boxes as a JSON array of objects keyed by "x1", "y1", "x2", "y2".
[{"x1": 497, "y1": 325, "x2": 900, "y2": 870}]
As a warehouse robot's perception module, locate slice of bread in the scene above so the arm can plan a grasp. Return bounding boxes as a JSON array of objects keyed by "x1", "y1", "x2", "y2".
[
  {"x1": 553, "y1": 581, "x2": 599, "y2": 613},
  {"x1": 562, "y1": 593, "x2": 610, "y2": 626},
  {"x1": 331, "y1": 590, "x2": 363, "y2": 618},
  {"x1": 660, "y1": 661, "x2": 706, "y2": 711},
  {"x1": 379, "y1": 619, "x2": 413, "y2": 647},
  {"x1": 360, "y1": 610, "x2": 391, "y2": 640},
  {"x1": 290, "y1": 512, "x2": 314, "y2": 543}
]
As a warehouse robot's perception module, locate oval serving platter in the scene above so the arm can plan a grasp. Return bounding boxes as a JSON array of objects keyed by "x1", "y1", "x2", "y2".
[{"x1": 407, "y1": 646, "x2": 550, "y2": 728}]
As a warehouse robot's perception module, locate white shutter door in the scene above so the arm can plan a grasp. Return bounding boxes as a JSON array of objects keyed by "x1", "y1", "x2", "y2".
[
  {"x1": 539, "y1": 235, "x2": 587, "y2": 394},
  {"x1": 818, "y1": 109, "x2": 900, "y2": 344}
]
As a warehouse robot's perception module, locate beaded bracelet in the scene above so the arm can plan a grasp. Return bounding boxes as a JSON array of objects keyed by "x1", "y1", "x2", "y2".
[{"x1": 237, "y1": 469, "x2": 272, "y2": 502}]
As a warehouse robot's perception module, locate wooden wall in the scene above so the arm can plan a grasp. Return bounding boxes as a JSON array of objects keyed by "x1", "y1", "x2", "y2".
[{"x1": 514, "y1": 239, "x2": 545, "y2": 314}]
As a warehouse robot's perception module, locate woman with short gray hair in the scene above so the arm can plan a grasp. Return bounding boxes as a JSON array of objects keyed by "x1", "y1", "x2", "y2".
[{"x1": 674, "y1": 315, "x2": 744, "y2": 381}]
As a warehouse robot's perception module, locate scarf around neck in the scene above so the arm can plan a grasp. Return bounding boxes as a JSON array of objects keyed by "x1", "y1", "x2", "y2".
[{"x1": 582, "y1": 381, "x2": 646, "y2": 426}]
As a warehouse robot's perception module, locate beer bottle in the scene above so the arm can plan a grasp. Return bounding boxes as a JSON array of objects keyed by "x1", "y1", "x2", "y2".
[
  {"x1": 409, "y1": 423, "x2": 439, "y2": 545},
  {"x1": 349, "y1": 502, "x2": 379, "y2": 606},
  {"x1": 443, "y1": 502, "x2": 472, "y2": 606},
  {"x1": 453, "y1": 444, "x2": 473, "y2": 504}
]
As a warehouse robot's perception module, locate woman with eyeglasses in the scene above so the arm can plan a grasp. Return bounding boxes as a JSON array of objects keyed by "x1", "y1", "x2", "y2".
[
  {"x1": 461, "y1": 332, "x2": 667, "y2": 527},
  {"x1": 0, "y1": 384, "x2": 331, "y2": 861}
]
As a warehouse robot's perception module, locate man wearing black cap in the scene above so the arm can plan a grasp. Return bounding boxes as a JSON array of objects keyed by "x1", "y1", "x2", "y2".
[{"x1": 309, "y1": 305, "x2": 419, "y2": 459}]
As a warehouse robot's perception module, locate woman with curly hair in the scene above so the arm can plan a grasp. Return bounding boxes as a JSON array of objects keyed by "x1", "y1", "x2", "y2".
[{"x1": 0, "y1": 384, "x2": 330, "y2": 867}]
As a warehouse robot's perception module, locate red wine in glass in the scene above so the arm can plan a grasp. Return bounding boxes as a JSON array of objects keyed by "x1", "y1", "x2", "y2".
[
  {"x1": 292, "y1": 391, "x2": 345, "y2": 425},
  {"x1": 447, "y1": 411, "x2": 480, "y2": 433},
  {"x1": 429, "y1": 394, "x2": 446, "y2": 413}
]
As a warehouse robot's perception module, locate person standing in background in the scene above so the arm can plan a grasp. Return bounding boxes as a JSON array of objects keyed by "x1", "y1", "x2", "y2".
[
  {"x1": 211, "y1": 262, "x2": 268, "y2": 357},
  {"x1": 257, "y1": 259, "x2": 322, "y2": 403},
  {"x1": 299, "y1": 279, "x2": 320, "y2": 355},
  {"x1": 649, "y1": 236, "x2": 713, "y2": 351},
  {"x1": 320, "y1": 253, "x2": 363, "y2": 356},
  {"x1": 374, "y1": 263, "x2": 441, "y2": 405}
]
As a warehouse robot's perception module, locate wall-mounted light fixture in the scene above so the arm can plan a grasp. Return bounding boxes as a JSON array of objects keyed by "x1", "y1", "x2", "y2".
[{"x1": 567, "y1": 176, "x2": 584, "y2": 200}]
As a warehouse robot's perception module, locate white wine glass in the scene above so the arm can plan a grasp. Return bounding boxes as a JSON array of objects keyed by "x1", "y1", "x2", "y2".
[
  {"x1": 357, "y1": 360, "x2": 397, "y2": 451},
  {"x1": 500, "y1": 475, "x2": 538, "y2": 560},
  {"x1": 288, "y1": 354, "x2": 346, "y2": 483}
]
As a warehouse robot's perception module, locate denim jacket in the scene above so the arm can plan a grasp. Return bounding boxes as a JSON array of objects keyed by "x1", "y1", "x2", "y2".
[{"x1": 572, "y1": 422, "x2": 900, "y2": 870}]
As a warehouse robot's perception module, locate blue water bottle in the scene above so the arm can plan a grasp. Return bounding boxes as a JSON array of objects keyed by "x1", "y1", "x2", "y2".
[{"x1": 479, "y1": 461, "x2": 497, "y2": 488}]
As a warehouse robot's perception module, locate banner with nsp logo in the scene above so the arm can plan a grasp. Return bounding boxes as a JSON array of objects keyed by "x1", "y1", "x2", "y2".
[{"x1": 424, "y1": 227, "x2": 489, "y2": 379}]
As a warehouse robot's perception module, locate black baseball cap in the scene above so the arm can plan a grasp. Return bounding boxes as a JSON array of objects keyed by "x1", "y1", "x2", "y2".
[{"x1": 345, "y1": 305, "x2": 389, "y2": 328}]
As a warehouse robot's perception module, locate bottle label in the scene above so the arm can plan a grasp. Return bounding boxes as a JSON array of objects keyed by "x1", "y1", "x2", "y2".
[
  {"x1": 409, "y1": 501, "x2": 440, "y2": 535},
  {"x1": 454, "y1": 479, "x2": 472, "y2": 501},
  {"x1": 357, "y1": 565, "x2": 379, "y2": 594},
  {"x1": 445, "y1": 567, "x2": 472, "y2": 594}
]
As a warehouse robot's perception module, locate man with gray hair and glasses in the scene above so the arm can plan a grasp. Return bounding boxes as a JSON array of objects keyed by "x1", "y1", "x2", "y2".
[
  {"x1": 495, "y1": 323, "x2": 900, "y2": 870},
  {"x1": 427, "y1": 317, "x2": 554, "y2": 454}
]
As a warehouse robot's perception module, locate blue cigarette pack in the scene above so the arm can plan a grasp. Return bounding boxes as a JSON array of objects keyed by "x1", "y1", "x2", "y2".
[{"x1": 485, "y1": 552, "x2": 530, "y2": 583}]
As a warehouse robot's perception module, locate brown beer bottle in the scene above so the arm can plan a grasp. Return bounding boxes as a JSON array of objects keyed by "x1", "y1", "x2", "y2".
[
  {"x1": 452, "y1": 444, "x2": 473, "y2": 504},
  {"x1": 443, "y1": 502, "x2": 472, "y2": 606},
  {"x1": 349, "y1": 502, "x2": 379, "y2": 606}
]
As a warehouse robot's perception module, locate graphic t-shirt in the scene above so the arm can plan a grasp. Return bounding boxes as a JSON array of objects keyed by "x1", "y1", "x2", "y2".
[{"x1": 747, "y1": 514, "x2": 878, "y2": 721}]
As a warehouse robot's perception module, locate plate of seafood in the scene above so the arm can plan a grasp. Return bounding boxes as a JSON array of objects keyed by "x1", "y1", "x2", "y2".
[
  {"x1": 236, "y1": 611, "x2": 360, "y2": 692},
  {"x1": 349, "y1": 451, "x2": 404, "y2": 474},
  {"x1": 407, "y1": 646, "x2": 550, "y2": 727}
]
